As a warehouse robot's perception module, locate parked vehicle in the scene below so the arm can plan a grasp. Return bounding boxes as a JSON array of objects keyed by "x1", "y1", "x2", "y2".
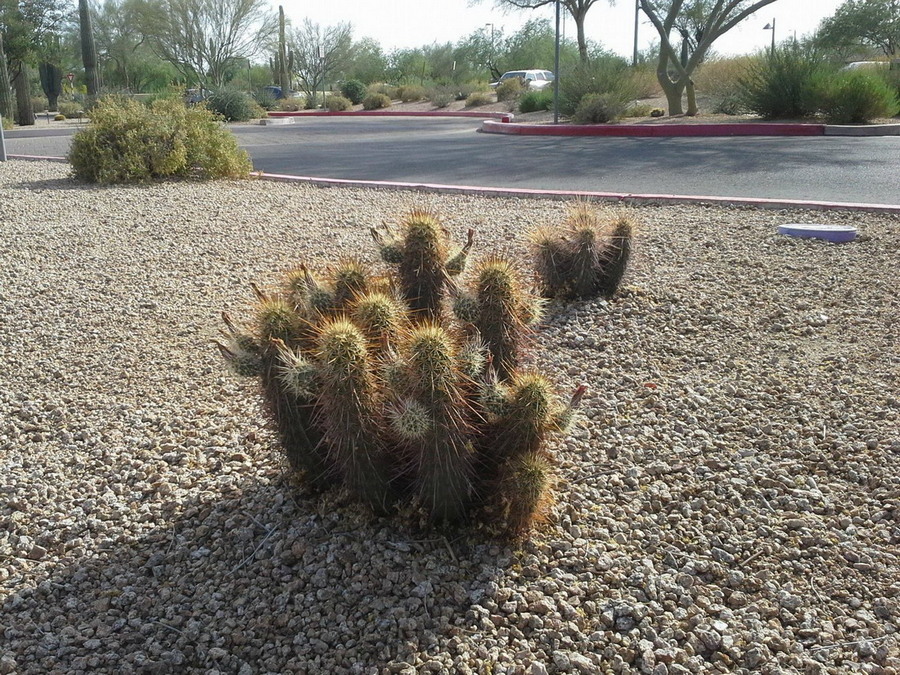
[{"x1": 490, "y1": 70, "x2": 555, "y2": 91}]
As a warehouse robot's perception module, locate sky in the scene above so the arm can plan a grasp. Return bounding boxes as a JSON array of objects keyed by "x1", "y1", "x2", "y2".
[{"x1": 275, "y1": 0, "x2": 846, "y2": 59}]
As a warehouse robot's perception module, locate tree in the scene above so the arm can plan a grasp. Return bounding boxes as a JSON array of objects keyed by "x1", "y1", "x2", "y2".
[
  {"x1": 343, "y1": 37, "x2": 388, "y2": 84},
  {"x1": 289, "y1": 19, "x2": 352, "y2": 101},
  {"x1": 479, "y1": 0, "x2": 613, "y2": 62},
  {"x1": 639, "y1": 0, "x2": 779, "y2": 115},
  {"x1": 816, "y1": 0, "x2": 899, "y2": 57},
  {"x1": 136, "y1": 0, "x2": 277, "y2": 88}
]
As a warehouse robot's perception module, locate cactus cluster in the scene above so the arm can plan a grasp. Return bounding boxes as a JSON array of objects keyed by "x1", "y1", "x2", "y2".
[
  {"x1": 530, "y1": 203, "x2": 635, "y2": 300},
  {"x1": 218, "y1": 208, "x2": 584, "y2": 536}
]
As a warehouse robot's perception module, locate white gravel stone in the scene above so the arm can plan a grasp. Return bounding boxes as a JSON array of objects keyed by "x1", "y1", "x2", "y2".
[{"x1": 2, "y1": 160, "x2": 900, "y2": 674}]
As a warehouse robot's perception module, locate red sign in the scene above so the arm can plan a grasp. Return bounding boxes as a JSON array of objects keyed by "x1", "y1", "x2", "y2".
[{"x1": 66, "y1": 72, "x2": 74, "y2": 83}]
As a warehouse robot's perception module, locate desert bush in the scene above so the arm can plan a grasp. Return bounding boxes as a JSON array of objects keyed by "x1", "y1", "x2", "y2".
[
  {"x1": 398, "y1": 85, "x2": 426, "y2": 102},
  {"x1": 252, "y1": 88, "x2": 279, "y2": 111},
  {"x1": 54, "y1": 113, "x2": 66, "y2": 121},
  {"x1": 559, "y1": 56, "x2": 635, "y2": 116},
  {"x1": 814, "y1": 70, "x2": 899, "y2": 123},
  {"x1": 623, "y1": 103, "x2": 653, "y2": 117},
  {"x1": 741, "y1": 44, "x2": 826, "y2": 119},
  {"x1": 518, "y1": 89, "x2": 553, "y2": 113},
  {"x1": 1, "y1": 115, "x2": 13, "y2": 130},
  {"x1": 362, "y1": 93, "x2": 392, "y2": 110},
  {"x1": 465, "y1": 91, "x2": 493, "y2": 107},
  {"x1": 694, "y1": 55, "x2": 758, "y2": 114},
  {"x1": 572, "y1": 93, "x2": 628, "y2": 124},
  {"x1": 31, "y1": 96, "x2": 48, "y2": 112},
  {"x1": 627, "y1": 64, "x2": 660, "y2": 99},
  {"x1": 454, "y1": 82, "x2": 481, "y2": 100},
  {"x1": 325, "y1": 94, "x2": 352, "y2": 111},
  {"x1": 530, "y1": 203, "x2": 636, "y2": 300},
  {"x1": 68, "y1": 96, "x2": 251, "y2": 183},
  {"x1": 57, "y1": 101, "x2": 83, "y2": 118},
  {"x1": 428, "y1": 85, "x2": 455, "y2": 108},
  {"x1": 340, "y1": 79, "x2": 367, "y2": 105},
  {"x1": 277, "y1": 97, "x2": 304, "y2": 112},
  {"x1": 367, "y1": 82, "x2": 399, "y2": 100},
  {"x1": 218, "y1": 208, "x2": 583, "y2": 534},
  {"x1": 496, "y1": 77, "x2": 524, "y2": 102},
  {"x1": 206, "y1": 89, "x2": 261, "y2": 121}
]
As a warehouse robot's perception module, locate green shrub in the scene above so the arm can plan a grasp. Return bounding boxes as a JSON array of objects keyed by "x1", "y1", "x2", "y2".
[
  {"x1": 1, "y1": 116, "x2": 13, "y2": 130},
  {"x1": 367, "y1": 82, "x2": 399, "y2": 100},
  {"x1": 57, "y1": 101, "x2": 83, "y2": 118},
  {"x1": 54, "y1": 113, "x2": 66, "y2": 121},
  {"x1": 496, "y1": 77, "x2": 524, "y2": 102},
  {"x1": 815, "y1": 70, "x2": 899, "y2": 123},
  {"x1": 559, "y1": 56, "x2": 636, "y2": 116},
  {"x1": 518, "y1": 89, "x2": 553, "y2": 113},
  {"x1": 398, "y1": 85, "x2": 426, "y2": 102},
  {"x1": 68, "y1": 96, "x2": 251, "y2": 183},
  {"x1": 454, "y1": 82, "x2": 481, "y2": 100},
  {"x1": 741, "y1": 44, "x2": 826, "y2": 119},
  {"x1": 465, "y1": 91, "x2": 493, "y2": 107},
  {"x1": 31, "y1": 96, "x2": 48, "y2": 112},
  {"x1": 206, "y1": 89, "x2": 260, "y2": 121},
  {"x1": 340, "y1": 79, "x2": 367, "y2": 105},
  {"x1": 325, "y1": 94, "x2": 352, "y2": 111},
  {"x1": 428, "y1": 85, "x2": 455, "y2": 108},
  {"x1": 362, "y1": 93, "x2": 392, "y2": 110},
  {"x1": 877, "y1": 68, "x2": 900, "y2": 111},
  {"x1": 694, "y1": 55, "x2": 758, "y2": 115},
  {"x1": 219, "y1": 208, "x2": 583, "y2": 533},
  {"x1": 572, "y1": 93, "x2": 628, "y2": 124},
  {"x1": 277, "y1": 97, "x2": 304, "y2": 112},
  {"x1": 623, "y1": 103, "x2": 653, "y2": 117},
  {"x1": 252, "y1": 88, "x2": 279, "y2": 111},
  {"x1": 304, "y1": 94, "x2": 319, "y2": 110}
]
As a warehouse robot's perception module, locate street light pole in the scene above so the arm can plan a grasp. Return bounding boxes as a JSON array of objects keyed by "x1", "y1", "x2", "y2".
[
  {"x1": 763, "y1": 18, "x2": 776, "y2": 56},
  {"x1": 554, "y1": 0, "x2": 560, "y2": 124},
  {"x1": 633, "y1": 0, "x2": 640, "y2": 67},
  {"x1": 485, "y1": 23, "x2": 494, "y2": 78}
]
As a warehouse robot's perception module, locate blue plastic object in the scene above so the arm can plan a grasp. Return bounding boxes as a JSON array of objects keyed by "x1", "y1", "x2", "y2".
[{"x1": 777, "y1": 223, "x2": 857, "y2": 243}]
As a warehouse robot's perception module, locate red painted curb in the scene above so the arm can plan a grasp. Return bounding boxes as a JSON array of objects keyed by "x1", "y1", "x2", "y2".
[
  {"x1": 268, "y1": 110, "x2": 513, "y2": 122},
  {"x1": 481, "y1": 119, "x2": 825, "y2": 137},
  {"x1": 257, "y1": 172, "x2": 900, "y2": 214}
]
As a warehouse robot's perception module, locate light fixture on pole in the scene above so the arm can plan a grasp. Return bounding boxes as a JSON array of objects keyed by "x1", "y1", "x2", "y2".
[
  {"x1": 485, "y1": 23, "x2": 494, "y2": 77},
  {"x1": 763, "y1": 18, "x2": 775, "y2": 55}
]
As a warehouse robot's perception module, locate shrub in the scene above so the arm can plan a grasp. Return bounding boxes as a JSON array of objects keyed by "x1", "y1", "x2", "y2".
[
  {"x1": 325, "y1": 94, "x2": 352, "y2": 111},
  {"x1": 559, "y1": 56, "x2": 635, "y2": 116},
  {"x1": 814, "y1": 70, "x2": 898, "y2": 123},
  {"x1": 31, "y1": 96, "x2": 48, "y2": 112},
  {"x1": 398, "y1": 85, "x2": 426, "y2": 102},
  {"x1": 57, "y1": 101, "x2": 83, "y2": 118},
  {"x1": 1, "y1": 116, "x2": 13, "y2": 130},
  {"x1": 362, "y1": 93, "x2": 392, "y2": 110},
  {"x1": 465, "y1": 91, "x2": 493, "y2": 107},
  {"x1": 68, "y1": 96, "x2": 251, "y2": 183},
  {"x1": 650, "y1": 108, "x2": 665, "y2": 117},
  {"x1": 694, "y1": 55, "x2": 758, "y2": 115},
  {"x1": 741, "y1": 44, "x2": 825, "y2": 119},
  {"x1": 428, "y1": 85, "x2": 455, "y2": 108},
  {"x1": 219, "y1": 208, "x2": 584, "y2": 534},
  {"x1": 277, "y1": 97, "x2": 304, "y2": 112},
  {"x1": 518, "y1": 89, "x2": 553, "y2": 113},
  {"x1": 454, "y1": 82, "x2": 481, "y2": 100},
  {"x1": 572, "y1": 93, "x2": 628, "y2": 124},
  {"x1": 529, "y1": 203, "x2": 636, "y2": 300},
  {"x1": 252, "y1": 88, "x2": 279, "y2": 111},
  {"x1": 367, "y1": 82, "x2": 399, "y2": 100},
  {"x1": 54, "y1": 113, "x2": 66, "y2": 121},
  {"x1": 495, "y1": 77, "x2": 524, "y2": 102},
  {"x1": 624, "y1": 103, "x2": 653, "y2": 117},
  {"x1": 206, "y1": 89, "x2": 260, "y2": 121},
  {"x1": 340, "y1": 79, "x2": 367, "y2": 105}
]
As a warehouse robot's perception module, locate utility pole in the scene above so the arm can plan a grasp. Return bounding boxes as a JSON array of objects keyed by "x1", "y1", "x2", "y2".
[
  {"x1": 485, "y1": 23, "x2": 494, "y2": 78},
  {"x1": 554, "y1": 0, "x2": 560, "y2": 124},
  {"x1": 633, "y1": 0, "x2": 640, "y2": 67}
]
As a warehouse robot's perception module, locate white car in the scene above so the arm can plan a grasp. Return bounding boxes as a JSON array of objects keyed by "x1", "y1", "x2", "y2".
[{"x1": 490, "y1": 70, "x2": 555, "y2": 91}]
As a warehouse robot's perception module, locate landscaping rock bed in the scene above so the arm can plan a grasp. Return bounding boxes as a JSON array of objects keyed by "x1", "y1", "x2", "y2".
[{"x1": 1, "y1": 160, "x2": 898, "y2": 674}]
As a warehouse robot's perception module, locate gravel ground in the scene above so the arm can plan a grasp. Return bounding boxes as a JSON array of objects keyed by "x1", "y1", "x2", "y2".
[{"x1": 1, "y1": 160, "x2": 898, "y2": 675}]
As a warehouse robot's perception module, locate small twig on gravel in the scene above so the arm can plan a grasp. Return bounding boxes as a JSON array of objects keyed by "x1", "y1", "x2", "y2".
[
  {"x1": 149, "y1": 620, "x2": 185, "y2": 636},
  {"x1": 809, "y1": 634, "x2": 891, "y2": 652},
  {"x1": 230, "y1": 525, "x2": 279, "y2": 576},
  {"x1": 740, "y1": 549, "x2": 766, "y2": 566},
  {"x1": 443, "y1": 536, "x2": 458, "y2": 564}
]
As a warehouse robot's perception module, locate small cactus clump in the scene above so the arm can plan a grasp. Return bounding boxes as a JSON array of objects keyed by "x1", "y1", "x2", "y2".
[
  {"x1": 529, "y1": 203, "x2": 636, "y2": 300},
  {"x1": 218, "y1": 206, "x2": 586, "y2": 536}
]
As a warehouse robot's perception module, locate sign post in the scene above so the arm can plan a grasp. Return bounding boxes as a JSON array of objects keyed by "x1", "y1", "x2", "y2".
[{"x1": 0, "y1": 115, "x2": 7, "y2": 162}]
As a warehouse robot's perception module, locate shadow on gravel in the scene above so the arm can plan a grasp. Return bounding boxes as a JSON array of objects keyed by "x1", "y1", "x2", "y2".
[{"x1": 0, "y1": 472, "x2": 519, "y2": 674}]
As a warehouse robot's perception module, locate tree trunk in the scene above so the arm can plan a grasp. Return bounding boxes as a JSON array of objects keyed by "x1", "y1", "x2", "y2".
[
  {"x1": 685, "y1": 79, "x2": 698, "y2": 116},
  {"x1": 79, "y1": 0, "x2": 101, "y2": 97},
  {"x1": 13, "y1": 63, "x2": 34, "y2": 126},
  {"x1": 0, "y1": 33, "x2": 13, "y2": 122},
  {"x1": 278, "y1": 6, "x2": 290, "y2": 96},
  {"x1": 574, "y1": 11, "x2": 588, "y2": 62},
  {"x1": 656, "y1": 50, "x2": 685, "y2": 115}
]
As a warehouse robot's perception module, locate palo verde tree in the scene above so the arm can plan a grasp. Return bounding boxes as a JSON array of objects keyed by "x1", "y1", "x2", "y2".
[
  {"x1": 478, "y1": 0, "x2": 613, "y2": 62},
  {"x1": 639, "y1": 0, "x2": 779, "y2": 115},
  {"x1": 135, "y1": 0, "x2": 277, "y2": 88},
  {"x1": 816, "y1": 0, "x2": 899, "y2": 58}
]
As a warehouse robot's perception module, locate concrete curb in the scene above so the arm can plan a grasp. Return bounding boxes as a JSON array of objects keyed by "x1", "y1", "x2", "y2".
[
  {"x1": 5, "y1": 157, "x2": 897, "y2": 215},
  {"x1": 257, "y1": 172, "x2": 900, "y2": 215},
  {"x1": 824, "y1": 123, "x2": 900, "y2": 136},
  {"x1": 268, "y1": 110, "x2": 514, "y2": 122}
]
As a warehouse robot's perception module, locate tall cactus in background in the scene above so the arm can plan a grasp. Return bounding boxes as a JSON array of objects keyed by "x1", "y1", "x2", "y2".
[
  {"x1": 39, "y1": 62, "x2": 63, "y2": 111},
  {"x1": 0, "y1": 33, "x2": 13, "y2": 122},
  {"x1": 78, "y1": 0, "x2": 101, "y2": 97},
  {"x1": 277, "y1": 6, "x2": 291, "y2": 97}
]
